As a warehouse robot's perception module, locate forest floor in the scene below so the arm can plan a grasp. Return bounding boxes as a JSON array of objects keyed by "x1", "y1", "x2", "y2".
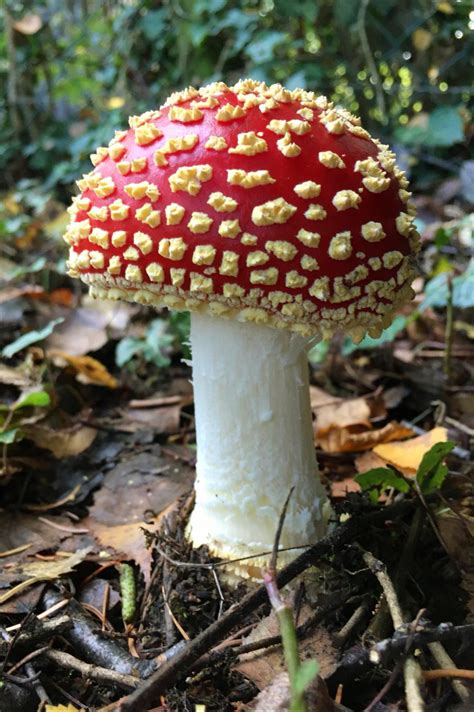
[{"x1": 0, "y1": 182, "x2": 473, "y2": 711}]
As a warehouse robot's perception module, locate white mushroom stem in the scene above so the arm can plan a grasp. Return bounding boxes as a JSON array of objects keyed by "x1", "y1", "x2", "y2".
[{"x1": 187, "y1": 312, "x2": 331, "y2": 579}]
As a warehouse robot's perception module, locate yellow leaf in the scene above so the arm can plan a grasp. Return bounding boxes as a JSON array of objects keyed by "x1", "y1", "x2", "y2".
[
  {"x1": 46, "y1": 705, "x2": 85, "y2": 712},
  {"x1": 48, "y1": 350, "x2": 118, "y2": 388},
  {"x1": 437, "y1": 1, "x2": 454, "y2": 13},
  {"x1": 107, "y1": 96, "x2": 125, "y2": 110},
  {"x1": 412, "y1": 28, "x2": 432, "y2": 51},
  {"x1": 373, "y1": 426, "x2": 448, "y2": 475}
]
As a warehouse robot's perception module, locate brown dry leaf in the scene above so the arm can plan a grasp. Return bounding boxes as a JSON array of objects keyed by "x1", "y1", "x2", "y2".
[
  {"x1": 310, "y1": 387, "x2": 341, "y2": 411},
  {"x1": 13, "y1": 13, "x2": 43, "y2": 34},
  {"x1": 330, "y1": 476, "x2": 361, "y2": 499},
  {"x1": 436, "y1": 509, "x2": 474, "y2": 618},
  {"x1": 235, "y1": 603, "x2": 337, "y2": 690},
  {"x1": 355, "y1": 450, "x2": 389, "y2": 474},
  {"x1": 118, "y1": 404, "x2": 182, "y2": 434},
  {"x1": 48, "y1": 350, "x2": 118, "y2": 388},
  {"x1": 373, "y1": 426, "x2": 448, "y2": 476},
  {"x1": 45, "y1": 297, "x2": 133, "y2": 357},
  {"x1": 316, "y1": 397, "x2": 372, "y2": 435},
  {"x1": 318, "y1": 421, "x2": 414, "y2": 454},
  {"x1": 0, "y1": 548, "x2": 91, "y2": 605},
  {"x1": 26, "y1": 422, "x2": 97, "y2": 458},
  {"x1": 89, "y1": 509, "x2": 174, "y2": 585},
  {"x1": 253, "y1": 672, "x2": 347, "y2": 712},
  {"x1": 84, "y1": 447, "x2": 195, "y2": 581}
]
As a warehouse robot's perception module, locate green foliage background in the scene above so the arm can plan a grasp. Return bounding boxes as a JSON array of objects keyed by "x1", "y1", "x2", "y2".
[{"x1": 1, "y1": 0, "x2": 473, "y2": 197}]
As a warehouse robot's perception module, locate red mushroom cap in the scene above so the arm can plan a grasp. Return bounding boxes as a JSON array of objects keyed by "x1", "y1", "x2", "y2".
[{"x1": 64, "y1": 79, "x2": 419, "y2": 339}]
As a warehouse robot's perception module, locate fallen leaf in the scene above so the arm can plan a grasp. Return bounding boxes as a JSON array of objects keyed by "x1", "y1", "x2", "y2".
[
  {"x1": 0, "y1": 547, "x2": 91, "y2": 604},
  {"x1": 117, "y1": 404, "x2": 182, "y2": 434},
  {"x1": 89, "y1": 518, "x2": 168, "y2": 585},
  {"x1": 84, "y1": 446, "x2": 194, "y2": 581},
  {"x1": 318, "y1": 421, "x2": 413, "y2": 453},
  {"x1": 355, "y1": 450, "x2": 389, "y2": 474},
  {"x1": 436, "y1": 509, "x2": 474, "y2": 618},
  {"x1": 45, "y1": 705, "x2": 84, "y2": 712},
  {"x1": 45, "y1": 297, "x2": 134, "y2": 355},
  {"x1": 316, "y1": 397, "x2": 372, "y2": 435},
  {"x1": 25, "y1": 422, "x2": 97, "y2": 458},
  {"x1": 48, "y1": 350, "x2": 118, "y2": 388},
  {"x1": 373, "y1": 427, "x2": 448, "y2": 475},
  {"x1": 235, "y1": 602, "x2": 337, "y2": 690},
  {"x1": 13, "y1": 13, "x2": 43, "y2": 34},
  {"x1": 330, "y1": 476, "x2": 361, "y2": 499}
]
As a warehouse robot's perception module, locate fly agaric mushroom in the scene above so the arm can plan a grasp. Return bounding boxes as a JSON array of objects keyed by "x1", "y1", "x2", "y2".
[{"x1": 63, "y1": 79, "x2": 419, "y2": 579}]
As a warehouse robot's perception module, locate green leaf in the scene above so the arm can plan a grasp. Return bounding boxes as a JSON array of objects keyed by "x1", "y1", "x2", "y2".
[
  {"x1": 8, "y1": 257, "x2": 47, "y2": 281},
  {"x1": 0, "y1": 429, "x2": 20, "y2": 444},
  {"x1": 416, "y1": 441, "x2": 455, "y2": 494},
  {"x1": 116, "y1": 337, "x2": 145, "y2": 368},
  {"x1": 2, "y1": 318, "x2": 64, "y2": 359},
  {"x1": 356, "y1": 467, "x2": 411, "y2": 494},
  {"x1": 396, "y1": 106, "x2": 463, "y2": 148},
  {"x1": 245, "y1": 31, "x2": 286, "y2": 63},
  {"x1": 293, "y1": 659, "x2": 319, "y2": 696},
  {"x1": 13, "y1": 390, "x2": 51, "y2": 410}
]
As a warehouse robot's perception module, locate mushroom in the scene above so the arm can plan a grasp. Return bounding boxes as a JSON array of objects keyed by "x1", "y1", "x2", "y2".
[{"x1": 63, "y1": 79, "x2": 419, "y2": 579}]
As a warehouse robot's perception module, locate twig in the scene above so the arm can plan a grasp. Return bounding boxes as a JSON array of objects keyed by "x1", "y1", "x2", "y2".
[
  {"x1": 427, "y1": 641, "x2": 469, "y2": 702},
  {"x1": 331, "y1": 623, "x2": 474, "y2": 684},
  {"x1": 0, "y1": 616, "x2": 72, "y2": 655},
  {"x1": 42, "y1": 649, "x2": 140, "y2": 690},
  {"x1": 117, "y1": 500, "x2": 415, "y2": 711},
  {"x1": 356, "y1": 0, "x2": 387, "y2": 122},
  {"x1": 443, "y1": 275, "x2": 454, "y2": 385},
  {"x1": 6, "y1": 646, "x2": 50, "y2": 675},
  {"x1": 269, "y1": 486, "x2": 295, "y2": 572},
  {"x1": 358, "y1": 548, "x2": 424, "y2": 712},
  {"x1": 193, "y1": 592, "x2": 349, "y2": 673},
  {"x1": 334, "y1": 603, "x2": 369, "y2": 647},
  {"x1": 423, "y1": 668, "x2": 474, "y2": 681},
  {"x1": 42, "y1": 591, "x2": 156, "y2": 679}
]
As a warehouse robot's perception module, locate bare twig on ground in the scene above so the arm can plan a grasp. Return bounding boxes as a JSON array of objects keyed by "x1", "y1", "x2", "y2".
[
  {"x1": 42, "y1": 590, "x2": 157, "y2": 679},
  {"x1": 427, "y1": 641, "x2": 470, "y2": 702},
  {"x1": 358, "y1": 547, "x2": 424, "y2": 712},
  {"x1": 0, "y1": 615, "x2": 72, "y2": 656},
  {"x1": 423, "y1": 668, "x2": 474, "y2": 681},
  {"x1": 330, "y1": 623, "x2": 474, "y2": 684},
  {"x1": 42, "y1": 649, "x2": 140, "y2": 690},
  {"x1": 116, "y1": 501, "x2": 415, "y2": 711}
]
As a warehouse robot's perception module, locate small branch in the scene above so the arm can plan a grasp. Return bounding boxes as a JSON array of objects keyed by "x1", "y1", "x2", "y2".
[
  {"x1": 427, "y1": 641, "x2": 469, "y2": 702},
  {"x1": 42, "y1": 649, "x2": 139, "y2": 690},
  {"x1": 331, "y1": 623, "x2": 474, "y2": 684},
  {"x1": 356, "y1": 0, "x2": 387, "y2": 122},
  {"x1": 423, "y1": 668, "x2": 474, "y2": 681},
  {"x1": 358, "y1": 548, "x2": 424, "y2": 712},
  {"x1": 443, "y1": 275, "x2": 454, "y2": 385}
]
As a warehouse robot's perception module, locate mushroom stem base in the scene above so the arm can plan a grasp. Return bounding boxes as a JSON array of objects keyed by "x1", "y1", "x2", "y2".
[{"x1": 187, "y1": 312, "x2": 331, "y2": 580}]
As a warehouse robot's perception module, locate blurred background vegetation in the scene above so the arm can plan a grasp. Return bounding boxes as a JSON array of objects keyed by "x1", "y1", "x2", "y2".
[
  {"x1": 0, "y1": 0, "x2": 473, "y2": 372},
  {"x1": 1, "y1": 0, "x2": 473, "y2": 197}
]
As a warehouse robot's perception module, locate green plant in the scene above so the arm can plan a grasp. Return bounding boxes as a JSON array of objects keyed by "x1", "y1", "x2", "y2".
[
  {"x1": 355, "y1": 440, "x2": 455, "y2": 502},
  {"x1": 115, "y1": 318, "x2": 174, "y2": 370}
]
